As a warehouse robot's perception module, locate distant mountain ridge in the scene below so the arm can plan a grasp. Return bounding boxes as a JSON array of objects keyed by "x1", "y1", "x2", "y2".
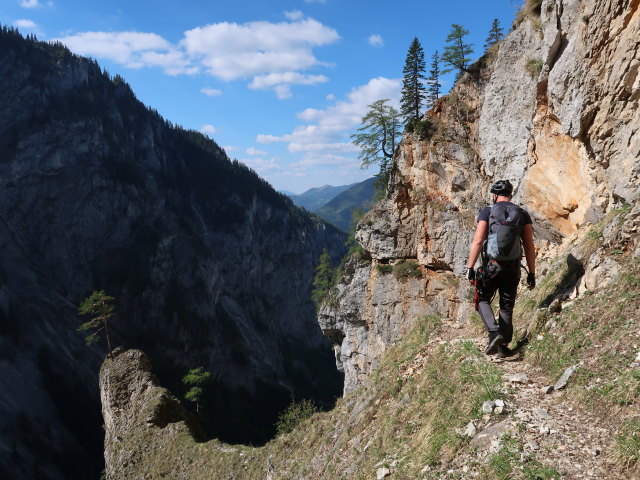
[
  {"x1": 288, "y1": 178, "x2": 377, "y2": 231},
  {"x1": 315, "y1": 177, "x2": 378, "y2": 231},
  {"x1": 288, "y1": 183, "x2": 358, "y2": 211}
]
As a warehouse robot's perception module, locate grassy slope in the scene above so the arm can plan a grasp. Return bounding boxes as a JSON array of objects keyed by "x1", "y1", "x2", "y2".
[{"x1": 123, "y1": 207, "x2": 639, "y2": 479}]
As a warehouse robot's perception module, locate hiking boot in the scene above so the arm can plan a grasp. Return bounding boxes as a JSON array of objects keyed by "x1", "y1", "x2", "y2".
[
  {"x1": 496, "y1": 345, "x2": 514, "y2": 359},
  {"x1": 485, "y1": 333, "x2": 505, "y2": 355}
]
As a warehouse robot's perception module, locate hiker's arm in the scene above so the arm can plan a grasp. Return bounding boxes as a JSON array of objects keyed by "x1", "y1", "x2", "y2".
[
  {"x1": 466, "y1": 220, "x2": 488, "y2": 269},
  {"x1": 522, "y1": 223, "x2": 535, "y2": 275}
]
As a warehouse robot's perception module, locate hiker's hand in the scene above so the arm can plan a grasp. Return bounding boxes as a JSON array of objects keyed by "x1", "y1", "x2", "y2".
[
  {"x1": 466, "y1": 267, "x2": 475, "y2": 282},
  {"x1": 527, "y1": 272, "x2": 536, "y2": 289}
]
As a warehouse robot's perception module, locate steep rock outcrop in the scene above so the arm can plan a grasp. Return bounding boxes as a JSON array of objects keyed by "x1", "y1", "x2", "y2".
[
  {"x1": 0, "y1": 30, "x2": 344, "y2": 480},
  {"x1": 320, "y1": 0, "x2": 640, "y2": 393}
]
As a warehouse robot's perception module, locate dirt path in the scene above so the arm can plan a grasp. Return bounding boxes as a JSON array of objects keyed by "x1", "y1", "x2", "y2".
[{"x1": 434, "y1": 321, "x2": 623, "y2": 479}]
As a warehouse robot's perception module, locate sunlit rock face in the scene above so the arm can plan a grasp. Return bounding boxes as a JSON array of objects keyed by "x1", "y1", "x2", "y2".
[{"x1": 320, "y1": 0, "x2": 640, "y2": 394}]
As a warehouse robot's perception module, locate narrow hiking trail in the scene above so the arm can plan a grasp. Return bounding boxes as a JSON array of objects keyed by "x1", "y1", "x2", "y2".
[{"x1": 425, "y1": 319, "x2": 625, "y2": 480}]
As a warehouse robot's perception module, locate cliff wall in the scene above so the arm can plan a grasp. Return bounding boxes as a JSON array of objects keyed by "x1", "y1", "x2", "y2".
[{"x1": 319, "y1": 0, "x2": 640, "y2": 394}]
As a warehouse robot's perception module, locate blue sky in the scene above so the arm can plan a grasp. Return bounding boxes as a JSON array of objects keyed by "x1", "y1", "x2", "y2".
[{"x1": 3, "y1": 0, "x2": 520, "y2": 193}]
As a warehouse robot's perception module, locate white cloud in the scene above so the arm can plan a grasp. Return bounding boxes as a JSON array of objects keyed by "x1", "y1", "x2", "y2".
[
  {"x1": 326, "y1": 93, "x2": 335, "y2": 101},
  {"x1": 54, "y1": 31, "x2": 195, "y2": 75},
  {"x1": 246, "y1": 147, "x2": 267, "y2": 156},
  {"x1": 238, "y1": 157, "x2": 283, "y2": 175},
  {"x1": 181, "y1": 17, "x2": 339, "y2": 81},
  {"x1": 15, "y1": 19, "x2": 37, "y2": 28},
  {"x1": 257, "y1": 76, "x2": 401, "y2": 176},
  {"x1": 304, "y1": 0, "x2": 327, "y2": 3},
  {"x1": 19, "y1": 0, "x2": 41, "y2": 8},
  {"x1": 284, "y1": 10, "x2": 304, "y2": 21},
  {"x1": 200, "y1": 124, "x2": 218, "y2": 135},
  {"x1": 368, "y1": 34, "x2": 384, "y2": 47},
  {"x1": 222, "y1": 145, "x2": 239, "y2": 153},
  {"x1": 249, "y1": 72, "x2": 329, "y2": 99},
  {"x1": 55, "y1": 15, "x2": 339, "y2": 97},
  {"x1": 200, "y1": 87, "x2": 222, "y2": 96}
]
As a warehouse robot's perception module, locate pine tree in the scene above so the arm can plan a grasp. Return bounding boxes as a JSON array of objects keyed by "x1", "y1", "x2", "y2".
[
  {"x1": 311, "y1": 249, "x2": 336, "y2": 309},
  {"x1": 441, "y1": 24, "x2": 474, "y2": 81},
  {"x1": 400, "y1": 37, "x2": 427, "y2": 123},
  {"x1": 351, "y1": 99, "x2": 402, "y2": 185},
  {"x1": 426, "y1": 51, "x2": 441, "y2": 109},
  {"x1": 484, "y1": 18, "x2": 504, "y2": 50},
  {"x1": 78, "y1": 290, "x2": 115, "y2": 356}
]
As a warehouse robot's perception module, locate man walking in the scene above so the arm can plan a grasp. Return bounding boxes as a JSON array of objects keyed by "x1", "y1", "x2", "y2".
[{"x1": 465, "y1": 180, "x2": 536, "y2": 358}]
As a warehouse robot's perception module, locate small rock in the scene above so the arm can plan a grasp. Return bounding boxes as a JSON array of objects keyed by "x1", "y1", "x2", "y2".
[
  {"x1": 376, "y1": 467, "x2": 391, "y2": 479},
  {"x1": 463, "y1": 421, "x2": 477, "y2": 438},
  {"x1": 462, "y1": 465, "x2": 469, "y2": 473},
  {"x1": 420, "y1": 465, "x2": 431, "y2": 474},
  {"x1": 494, "y1": 399, "x2": 505, "y2": 408},
  {"x1": 554, "y1": 365, "x2": 578, "y2": 390},
  {"x1": 533, "y1": 408, "x2": 551, "y2": 419},
  {"x1": 482, "y1": 400, "x2": 496, "y2": 414},
  {"x1": 527, "y1": 441, "x2": 539, "y2": 451},
  {"x1": 539, "y1": 425, "x2": 550, "y2": 435},
  {"x1": 549, "y1": 298, "x2": 562, "y2": 313},
  {"x1": 588, "y1": 448, "x2": 601, "y2": 456},
  {"x1": 494, "y1": 406, "x2": 504, "y2": 414},
  {"x1": 543, "y1": 385, "x2": 554, "y2": 394},
  {"x1": 508, "y1": 373, "x2": 529, "y2": 384}
]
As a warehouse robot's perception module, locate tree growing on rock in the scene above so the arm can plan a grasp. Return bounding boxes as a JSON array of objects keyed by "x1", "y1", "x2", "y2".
[
  {"x1": 400, "y1": 37, "x2": 427, "y2": 124},
  {"x1": 442, "y1": 24, "x2": 474, "y2": 81},
  {"x1": 426, "y1": 50, "x2": 442, "y2": 109},
  {"x1": 78, "y1": 290, "x2": 115, "y2": 356},
  {"x1": 484, "y1": 18, "x2": 504, "y2": 50},
  {"x1": 312, "y1": 249, "x2": 337, "y2": 310},
  {"x1": 182, "y1": 367, "x2": 211, "y2": 413},
  {"x1": 351, "y1": 99, "x2": 402, "y2": 186}
]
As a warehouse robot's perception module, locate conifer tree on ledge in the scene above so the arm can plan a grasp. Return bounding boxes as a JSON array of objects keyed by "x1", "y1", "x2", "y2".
[
  {"x1": 484, "y1": 18, "x2": 504, "y2": 50},
  {"x1": 442, "y1": 24, "x2": 474, "y2": 81},
  {"x1": 78, "y1": 290, "x2": 115, "y2": 356},
  {"x1": 400, "y1": 37, "x2": 427, "y2": 124}
]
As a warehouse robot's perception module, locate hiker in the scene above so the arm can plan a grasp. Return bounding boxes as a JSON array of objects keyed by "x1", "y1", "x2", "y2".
[{"x1": 465, "y1": 180, "x2": 536, "y2": 358}]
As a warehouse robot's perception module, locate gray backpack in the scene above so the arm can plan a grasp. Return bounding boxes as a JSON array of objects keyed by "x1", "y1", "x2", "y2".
[{"x1": 485, "y1": 203, "x2": 524, "y2": 261}]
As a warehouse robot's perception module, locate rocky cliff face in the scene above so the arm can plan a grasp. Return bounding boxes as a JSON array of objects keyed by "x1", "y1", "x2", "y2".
[
  {"x1": 0, "y1": 29, "x2": 344, "y2": 480},
  {"x1": 319, "y1": 0, "x2": 640, "y2": 394}
]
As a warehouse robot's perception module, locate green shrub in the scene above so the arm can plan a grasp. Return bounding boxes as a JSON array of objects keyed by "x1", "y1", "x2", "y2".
[
  {"x1": 406, "y1": 118, "x2": 438, "y2": 141},
  {"x1": 392, "y1": 261, "x2": 422, "y2": 280},
  {"x1": 275, "y1": 397, "x2": 319, "y2": 436},
  {"x1": 376, "y1": 264, "x2": 393, "y2": 275},
  {"x1": 525, "y1": 58, "x2": 543, "y2": 77}
]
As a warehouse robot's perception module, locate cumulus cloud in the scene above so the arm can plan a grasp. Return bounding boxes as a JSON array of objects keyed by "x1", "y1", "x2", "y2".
[
  {"x1": 200, "y1": 87, "x2": 222, "y2": 96},
  {"x1": 199, "y1": 124, "x2": 218, "y2": 135},
  {"x1": 181, "y1": 17, "x2": 339, "y2": 82},
  {"x1": 55, "y1": 14, "x2": 339, "y2": 97},
  {"x1": 368, "y1": 34, "x2": 384, "y2": 47},
  {"x1": 249, "y1": 72, "x2": 329, "y2": 99},
  {"x1": 14, "y1": 19, "x2": 37, "y2": 28},
  {"x1": 238, "y1": 156, "x2": 283, "y2": 175},
  {"x1": 246, "y1": 147, "x2": 267, "y2": 156},
  {"x1": 19, "y1": 0, "x2": 41, "y2": 8},
  {"x1": 257, "y1": 76, "x2": 401, "y2": 175},
  {"x1": 54, "y1": 31, "x2": 195, "y2": 75},
  {"x1": 284, "y1": 10, "x2": 304, "y2": 21}
]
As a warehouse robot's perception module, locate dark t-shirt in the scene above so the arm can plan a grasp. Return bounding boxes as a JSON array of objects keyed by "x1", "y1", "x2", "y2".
[{"x1": 477, "y1": 202, "x2": 532, "y2": 224}]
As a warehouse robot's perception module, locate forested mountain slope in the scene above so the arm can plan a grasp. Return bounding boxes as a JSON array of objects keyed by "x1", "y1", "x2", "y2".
[{"x1": 0, "y1": 27, "x2": 345, "y2": 480}]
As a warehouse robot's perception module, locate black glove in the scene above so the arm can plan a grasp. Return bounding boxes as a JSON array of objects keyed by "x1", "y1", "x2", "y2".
[
  {"x1": 466, "y1": 267, "x2": 475, "y2": 282},
  {"x1": 527, "y1": 272, "x2": 536, "y2": 289}
]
